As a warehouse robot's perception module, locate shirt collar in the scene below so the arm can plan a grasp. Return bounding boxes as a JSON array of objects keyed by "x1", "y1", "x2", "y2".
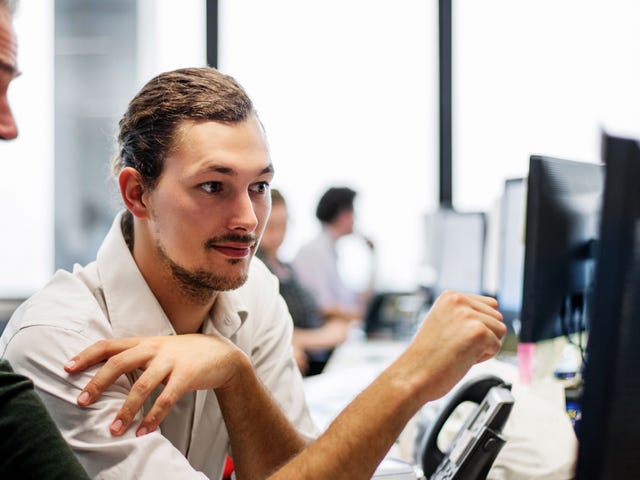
[{"x1": 96, "y1": 211, "x2": 248, "y2": 339}]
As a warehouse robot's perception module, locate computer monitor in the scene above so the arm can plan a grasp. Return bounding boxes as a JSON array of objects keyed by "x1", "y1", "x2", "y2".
[
  {"x1": 575, "y1": 133, "x2": 640, "y2": 477},
  {"x1": 496, "y1": 177, "x2": 526, "y2": 330},
  {"x1": 519, "y1": 155, "x2": 605, "y2": 344}
]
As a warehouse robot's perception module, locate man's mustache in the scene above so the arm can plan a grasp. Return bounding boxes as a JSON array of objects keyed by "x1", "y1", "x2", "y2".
[{"x1": 204, "y1": 234, "x2": 257, "y2": 249}]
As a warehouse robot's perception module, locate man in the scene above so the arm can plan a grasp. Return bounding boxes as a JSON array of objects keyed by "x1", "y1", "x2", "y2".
[
  {"x1": 2, "y1": 65, "x2": 506, "y2": 479},
  {"x1": 0, "y1": 0, "x2": 89, "y2": 477},
  {"x1": 2, "y1": 66, "x2": 318, "y2": 479},
  {"x1": 292, "y1": 186, "x2": 373, "y2": 321}
]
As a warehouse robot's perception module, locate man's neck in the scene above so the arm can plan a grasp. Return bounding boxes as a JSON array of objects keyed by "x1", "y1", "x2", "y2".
[
  {"x1": 324, "y1": 223, "x2": 345, "y2": 241},
  {"x1": 124, "y1": 212, "x2": 217, "y2": 335},
  {"x1": 153, "y1": 288, "x2": 217, "y2": 335}
]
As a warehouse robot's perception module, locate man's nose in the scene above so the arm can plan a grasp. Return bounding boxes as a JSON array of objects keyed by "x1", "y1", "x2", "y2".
[
  {"x1": 229, "y1": 193, "x2": 259, "y2": 232},
  {"x1": 0, "y1": 99, "x2": 18, "y2": 140}
]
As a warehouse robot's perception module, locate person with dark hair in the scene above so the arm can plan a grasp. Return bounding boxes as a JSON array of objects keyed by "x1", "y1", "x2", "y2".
[
  {"x1": 293, "y1": 186, "x2": 374, "y2": 321},
  {"x1": 315, "y1": 186, "x2": 357, "y2": 224},
  {"x1": 2, "y1": 65, "x2": 506, "y2": 479},
  {"x1": 257, "y1": 188, "x2": 353, "y2": 376},
  {"x1": 0, "y1": 1, "x2": 89, "y2": 477}
]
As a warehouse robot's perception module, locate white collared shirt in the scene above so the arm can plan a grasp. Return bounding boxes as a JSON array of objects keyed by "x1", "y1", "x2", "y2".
[{"x1": 0, "y1": 212, "x2": 318, "y2": 479}]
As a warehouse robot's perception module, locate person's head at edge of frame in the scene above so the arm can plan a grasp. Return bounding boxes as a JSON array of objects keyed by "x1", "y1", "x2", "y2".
[
  {"x1": 316, "y1": 186, "x2": 356, "y2": 238},
  {"x1": 0, "y1": 0, "x2": 19, "y2": 141},
  {"x1": 111, "y1": 66, "x2": 274, "y2": 304}
]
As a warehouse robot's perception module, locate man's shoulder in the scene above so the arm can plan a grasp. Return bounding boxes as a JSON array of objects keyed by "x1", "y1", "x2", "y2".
[{"x1": 4, "y1": 268, "x2": 106, "y2": 337}]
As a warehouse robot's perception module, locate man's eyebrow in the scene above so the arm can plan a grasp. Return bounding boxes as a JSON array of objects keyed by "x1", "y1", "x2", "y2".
[
  {"x1": 261, "y1": 164, "x2": 275, "y2": 175},
  {"x1": 201, "y1": 163, "x2": 274, "y2": 176}
]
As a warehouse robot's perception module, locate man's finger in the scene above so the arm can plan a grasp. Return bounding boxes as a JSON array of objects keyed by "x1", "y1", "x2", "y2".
[
  {"x1": 110, "y1": 364, "x2": 171, "y2": 436},
  {"x1": 77, "y1": 346, "x2": 149, "y2": 406},
  {"x1": 469, "y1": 298, "x2": 504, "y2": 322},
  {"x1": 136, "y1": 376, "x2": 187, "y2": 436},
  {"x1": 65, "y1": 337, "x2": 141, "y2": 372}
]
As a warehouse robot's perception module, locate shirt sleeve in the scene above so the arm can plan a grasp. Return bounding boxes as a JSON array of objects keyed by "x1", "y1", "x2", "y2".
[{"x1": 2, "y1": 325, "x2": 209, "y2": 480}]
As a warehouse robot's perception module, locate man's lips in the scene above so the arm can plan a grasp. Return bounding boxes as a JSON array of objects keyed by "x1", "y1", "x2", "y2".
[{"x1": 210, "y1": 244, "x2": 253, "y2": 258}]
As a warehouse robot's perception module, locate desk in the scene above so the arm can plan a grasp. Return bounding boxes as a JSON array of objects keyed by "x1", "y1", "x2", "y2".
[
  {"x1": 304, "y1": 336, "x2": 410, "y2": 431},
  {"x1": 303, "y1": 333, "x2": 577, "y2": 479}
]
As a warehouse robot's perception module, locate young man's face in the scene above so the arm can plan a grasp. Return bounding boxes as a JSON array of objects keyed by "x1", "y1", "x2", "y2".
[
  {"x1": 141, "y1": 115, "x2": 273, "y2": 294},
  {"x1": 0, "y1": 6, "x2": 18, "y2": 140}
]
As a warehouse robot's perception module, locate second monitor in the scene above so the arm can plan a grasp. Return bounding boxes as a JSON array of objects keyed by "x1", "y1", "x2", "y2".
[{"x1": 518, "y1": 155, "x2": 605, "y2": 346}]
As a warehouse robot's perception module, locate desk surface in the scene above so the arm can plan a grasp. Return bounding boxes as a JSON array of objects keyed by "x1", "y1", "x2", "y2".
[
  {"x1": 303, "y1": 333, "x2": 577, "y2": 480},
  {"x1": 304, "y1": 336, "x2": 410, "y2": 430}
]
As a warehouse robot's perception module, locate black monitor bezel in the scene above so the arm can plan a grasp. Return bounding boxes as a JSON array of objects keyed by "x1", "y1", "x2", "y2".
[
  {"x1": 519, "y1": 155, "x2": 604, "y2": 344},
  {"x1": 576, "y1": 133, "x2": 640, "y2": 477}
]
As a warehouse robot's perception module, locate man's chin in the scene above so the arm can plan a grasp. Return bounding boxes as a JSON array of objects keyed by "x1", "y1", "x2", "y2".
[{"x1": 215, "y1": 273, "x2": 249, "y2": 291}]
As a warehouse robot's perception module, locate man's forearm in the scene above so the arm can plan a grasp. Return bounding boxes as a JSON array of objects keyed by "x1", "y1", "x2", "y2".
[
  {"x1": 268, "y1": 361, "x2": 421, "y2": 480},
  {"x1": 215, "y1": 357, "x2": 308, "y2": 480},
  {"x1": 269, "y1": 291, "x2": 506, "y2": 479}
]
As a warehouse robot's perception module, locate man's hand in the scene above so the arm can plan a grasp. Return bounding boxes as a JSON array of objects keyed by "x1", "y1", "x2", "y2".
[
  {"x1": 397, "y1": 290, "x2": 506, "y2": 405},
  {"x1": 64, "y1": 334, "x2": 250, "y2": 437}
]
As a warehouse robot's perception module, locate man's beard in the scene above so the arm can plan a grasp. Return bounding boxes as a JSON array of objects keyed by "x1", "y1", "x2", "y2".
[{"x1": 155, "y1": 235, "x2": 255, "y2": 304}]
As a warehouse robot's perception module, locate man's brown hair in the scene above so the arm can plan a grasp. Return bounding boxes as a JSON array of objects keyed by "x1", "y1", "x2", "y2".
[{"x1": 112, "y1": 67, "x2": 255, "y2": 189}]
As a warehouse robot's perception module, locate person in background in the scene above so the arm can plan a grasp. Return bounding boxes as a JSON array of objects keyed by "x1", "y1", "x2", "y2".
[
  {"x1": 292, "y1": 186, "x2": 375, "y2": 322},
  {"x1": 2, "y1": 64, "x2": 506, "y2": 479},
  {"x1": 0, "y1": 1, "x2": 89, "y2": 477},
  {"x1": 257, "y1": 188, "x2": 353, "y2": 375}
]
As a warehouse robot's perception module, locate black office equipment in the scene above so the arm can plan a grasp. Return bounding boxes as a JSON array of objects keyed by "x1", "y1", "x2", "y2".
[
  {"x1": 519, "y1": 156, "x2": 605, "y2": 344},
  {"x1": 363, "y1": 290, "x2": 429, "y2": 340},
  {"x1": 575, "y1": 133, "x2": 640, "y2": 478},
  {"x1": 419, "y1": 375, "x2": 514, "y2": 480}
]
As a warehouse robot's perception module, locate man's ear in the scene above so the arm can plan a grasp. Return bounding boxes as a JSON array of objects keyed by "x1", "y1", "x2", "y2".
[{"x1": 119, "y1": 167, "x2": 150, "y2": 219}]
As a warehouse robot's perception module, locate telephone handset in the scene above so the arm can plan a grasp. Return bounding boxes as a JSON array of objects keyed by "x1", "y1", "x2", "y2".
[{"x1": 418, "y1": 374, "x2": 515, "y2": 480}]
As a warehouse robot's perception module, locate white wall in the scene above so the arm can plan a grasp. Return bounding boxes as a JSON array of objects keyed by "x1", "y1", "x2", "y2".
[
  {"x1": 0, "y1": 0, "x2": 207, "y2": 297},
  {"x1": 0, "y1": 1, "x2": 54, "y2": 296},
  {"x1": 219, "y1": 0, "x2": 439, "y2": 291},
  {"x1": 137, "y1": 0, "x2": 207, "y2": 86},
  {"x1": 4, "y1": 1, "x2": 640, "y2": 297},
  {"x1": 453, "y1": 0, "x2": 640, "y2": 212}
]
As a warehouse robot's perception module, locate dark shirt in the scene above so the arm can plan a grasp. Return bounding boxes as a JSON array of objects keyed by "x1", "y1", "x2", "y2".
[
  {"x1": 277, "y1": 264, "x2": 324, "y2": 330},
  {"x1": 257, "y1": 253, "x2": 323, "y2": 329},
  {"x1": 257, "y1": 254, "x2": 332, "y2": 374},
  {"x1": 0, "y1": 359, "x2": 89, "y2": 479}
]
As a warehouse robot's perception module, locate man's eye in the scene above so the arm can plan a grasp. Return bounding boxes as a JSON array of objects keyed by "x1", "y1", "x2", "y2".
[
  {"x1": 251, "y1": 182, "x2": 270, "y2": 194},
  {"x1": 201, "y1": 182, "x2": 222, "y2": 193}
]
